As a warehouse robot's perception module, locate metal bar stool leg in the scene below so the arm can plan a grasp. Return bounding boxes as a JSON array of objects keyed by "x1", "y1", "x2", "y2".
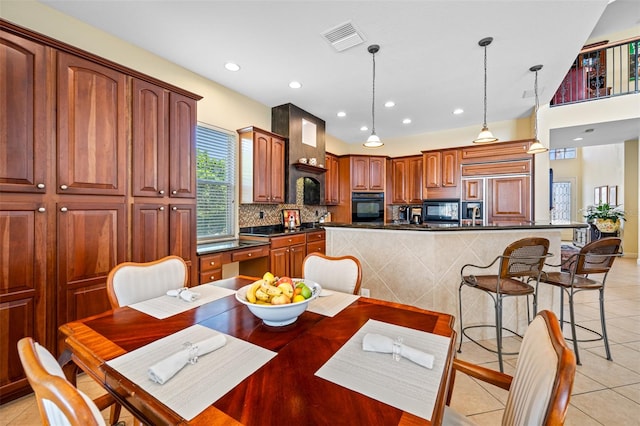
[
  {"x1": 568, "y1": 290, "x2": 581, "y2": 365},
  {"x1": 495, "y1": 296, "x2": 504, "y2": 373},
  {"x1": 599, "y1": 287, "x2": 613, "y2": 361},
  {"x1": 559, "y1": 289, "x2": 565, "y2": 331},
  {"x1": 457, "y1": 283, "x2": 464, "y2": 353}
]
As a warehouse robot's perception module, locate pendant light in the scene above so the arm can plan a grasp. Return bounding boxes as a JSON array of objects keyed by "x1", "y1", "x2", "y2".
[
  {"x1": 473, "y1": 37, "x2": 498, "y2": 144},
  {"x1": 363, "y1": 44, "x2": 383, "y2": 148},
  {"x1": 527, "y1": 65, "x2": 549, "y2": 154}
]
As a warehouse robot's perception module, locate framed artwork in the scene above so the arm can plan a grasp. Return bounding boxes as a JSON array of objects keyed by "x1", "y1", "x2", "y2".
[
  {"x1": 600, "y1": 185, "x2": 609, "y2": 205},
  {"x1": 594, "y1": 187, "x2": 600, "y2": 205},
  {"x1": 281, "y1": 209, "x2": 301, "y2": 228},
  {"x1": 609, "y1": 185, "x2": 618, "y2": 206}
]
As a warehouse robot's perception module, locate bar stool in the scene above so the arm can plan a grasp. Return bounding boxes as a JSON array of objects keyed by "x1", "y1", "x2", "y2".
[
  {"x1": 458, "y1": 237, "x2": 550, "y2": 372},
  {"x1": 539, "y1": 237, "x2": 622, "y2": 365}
]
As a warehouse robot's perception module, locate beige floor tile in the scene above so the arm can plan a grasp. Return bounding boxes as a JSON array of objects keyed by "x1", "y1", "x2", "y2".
[
  {"x1": 448, "y1": 372, "x2": 505, "y2": 416},
  {"x1": 564, "y1": 404, "x2": 604, "y2": 426},
  {"x1": 613, "y1": 383, "x2": 640, "y2": 404},
  {"x1": 570, "y1": 389, "x2": 640, "y2": 426},
  {"x1": 466, "y1": 409, "x2": 504, "y2": 425}
]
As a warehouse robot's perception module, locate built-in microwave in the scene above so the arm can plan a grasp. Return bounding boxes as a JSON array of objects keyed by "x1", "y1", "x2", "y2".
[
  {"x1": 422, "y1": 199, "x2": 460, "y2": 224},
  {"x1": 351, "y1": 192, "x2": 384, "y2": 224}
]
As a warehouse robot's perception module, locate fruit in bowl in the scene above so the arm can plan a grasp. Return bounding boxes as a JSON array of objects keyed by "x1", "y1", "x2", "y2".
[{"x1": 236, "y1": 274, "x2": 321, "y2": 326}]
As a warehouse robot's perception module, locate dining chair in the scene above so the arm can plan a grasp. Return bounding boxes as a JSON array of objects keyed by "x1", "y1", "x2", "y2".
[
  {"x1": 106, "y1": 255, "x2": 188, "y2": 308},
  {"x1": 444, "y1": 310, "x2": 576, "y2": 425},
  {"x1": 539, "y1": 237, "x2": 622, "y2": 365},
  {"x1": 458, "y1": 237, "x2": 550, "y2": 372},
  {"x1": 17, "y1": 337, "x2": 114, "y2": 426},
  {"x1": 302, "y1": 252, "x2": 362, "y2": 295}
]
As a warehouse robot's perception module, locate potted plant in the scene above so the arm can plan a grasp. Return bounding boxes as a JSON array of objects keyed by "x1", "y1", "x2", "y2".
[{"x1": 583, "y1": 203, "x2": 626, "y2": 233}]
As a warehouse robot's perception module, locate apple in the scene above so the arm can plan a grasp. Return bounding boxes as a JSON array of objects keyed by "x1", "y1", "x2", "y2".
[
  {"x1": 270, "y1": 294, "x2": 291, "y2": 305},
  {"x1": 277, "y1": 276, "x2": 293, "y2": 286}
]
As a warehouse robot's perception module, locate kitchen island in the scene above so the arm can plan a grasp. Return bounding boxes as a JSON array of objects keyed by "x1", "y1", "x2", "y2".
[{"x1": 323, "y1": 222, "x2": 586, "y2": 340}]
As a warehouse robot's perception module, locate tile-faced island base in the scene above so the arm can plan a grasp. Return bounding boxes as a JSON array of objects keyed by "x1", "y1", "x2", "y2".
[{"x1": 325, "y1": 225, "x2": 565, "y2": 341}]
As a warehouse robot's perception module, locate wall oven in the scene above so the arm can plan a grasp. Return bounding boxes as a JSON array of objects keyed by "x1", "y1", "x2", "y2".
[
  {"x1": 422, "y1": 199, "x2": 460, "y2": 226},
  {"x1": 351, "y1": 192, "x2": 384, "y2": 224}
]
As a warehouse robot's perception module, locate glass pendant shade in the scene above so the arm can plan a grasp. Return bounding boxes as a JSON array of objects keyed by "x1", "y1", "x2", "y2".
[
  {"x1": 527, "y1": 140, "x2": 548, "y2": 154},
  {"x1": 364, "y1": 132, "x2": 383, "y2": 148},
  {"x1": 474, "y1": 126, "x2": 498, "y2": 144}
]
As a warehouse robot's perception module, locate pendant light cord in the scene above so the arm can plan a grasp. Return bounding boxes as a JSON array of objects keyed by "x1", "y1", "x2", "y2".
[
  {"x1": 534, "y1": 68, "x2": 539, "y2": 140},
  {"x1": 371, "y1": 50, "x2": 376, "y2": 134},
  {"x1": 482, "y1": 43, "x2": 488, "y2": 128}
]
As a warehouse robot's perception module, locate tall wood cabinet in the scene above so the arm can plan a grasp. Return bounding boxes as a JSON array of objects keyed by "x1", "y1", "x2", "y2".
[
  {"x1": 239, "y1": 127, "x2": 286, "y2": 204},
  {"x1": 324, "y1": 153, "x2": 339, "y2": 205},
  {"x1": 0, "y1": 22, "x2": 200, "y2": 403},
  {"x1": 390, "y1": 156, "x2": 423, "y2": 204}
]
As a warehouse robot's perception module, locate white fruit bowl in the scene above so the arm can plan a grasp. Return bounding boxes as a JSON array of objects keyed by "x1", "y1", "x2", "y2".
[{"x1": 235, "y1": 279, "x2": 321, "y2": 326}]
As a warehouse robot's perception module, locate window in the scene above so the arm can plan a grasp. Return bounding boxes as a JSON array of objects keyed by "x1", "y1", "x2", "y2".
[
  {"x1": 549, "y1": 148, "x2": 577, "y2": 160},
  {"x1": 196, "y1": 123, "x2": 236, "y2": 242}
]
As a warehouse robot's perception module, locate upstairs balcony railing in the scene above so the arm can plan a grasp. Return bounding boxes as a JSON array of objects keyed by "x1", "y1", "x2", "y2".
[{"x1": 551, "y1": 37, "x2": 639, "y2": 107}]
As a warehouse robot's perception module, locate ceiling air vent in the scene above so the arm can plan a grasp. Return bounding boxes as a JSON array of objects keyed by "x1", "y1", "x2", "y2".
[{"x1": 322, "y1": 21, "x2": 364, "y2": 52}]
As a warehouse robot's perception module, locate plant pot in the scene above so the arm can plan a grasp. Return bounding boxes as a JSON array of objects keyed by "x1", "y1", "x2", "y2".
[{"x1": 594, "y1": 218, "x2": 620, "y2": 233}]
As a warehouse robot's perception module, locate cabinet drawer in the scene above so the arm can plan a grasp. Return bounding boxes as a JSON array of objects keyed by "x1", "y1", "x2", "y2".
[
  {"x1": 270, "y1": 234, "x2": 306, "y2": 249},
  {"x1": 306, "y1": 230, "x2": 326, "y2": 242},
  {"x1": 460, "y1": 140, "x2": 532, "y2": 162},
  {"x1": 200, "y1": 269, "x2": 222, "y2": 284},
  {"x1": 199, "y1": 253, "x2": 231, "y2": 273},
  {"x1": 231, "y1": 245, "x2": 269, "y2": 262},
  {"x1": 462, "y1": 160, "x2": 530, "y2": 177},
  {"x1": 306, "y1": 241, "x2": 326, "y2": 254}
]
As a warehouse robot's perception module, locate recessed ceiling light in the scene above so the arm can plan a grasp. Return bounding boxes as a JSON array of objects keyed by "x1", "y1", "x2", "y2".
[
  {"x1": 337, "y1": 111, "x2": 346, "y2": 117},
  {"x1": 384, "y1": 101, "x2": 395, "y2": 108},
  {"x1": 573, "y1": 137, "x2": 584, "y2": 141},
  {"x1": 453, "y1": 108, "x2": 464, "y2": 115},
  {"x1": 224, "y1": 62, "x2": 240, "y2": 71},
  {"x1": 360, "y1": 126, "x2": 368, "y2": 131},
  {"x1": 402, "y1": 118, "x2": 412, "y2": 124},
  {"x1": 289, "y1": 81, "x2": 302, "y2": 89}
]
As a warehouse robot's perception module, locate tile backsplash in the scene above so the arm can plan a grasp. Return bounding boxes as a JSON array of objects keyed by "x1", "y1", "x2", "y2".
[{"x1": 239, "y1": 179, "x2": 327, "y2": 227}]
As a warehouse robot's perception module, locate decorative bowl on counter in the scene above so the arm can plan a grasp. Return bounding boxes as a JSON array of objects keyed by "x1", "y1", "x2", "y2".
[{"x1": 235, "y1": 279, "x2": 321, "y2": 326}]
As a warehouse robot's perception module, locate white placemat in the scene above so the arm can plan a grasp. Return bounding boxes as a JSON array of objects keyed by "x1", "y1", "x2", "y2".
[
  {"x1": 315, "y1": 319, "x2": 451, "y2": 421},
  {"x1": 129, "y1": 284, "x2": 235, "y2": 319},
  {"x1": 107, "y1": 324, "x2": 276, "y2": 421},
  {"x1": 307, "y1": 292, "x2": 359, "y2": 317}
]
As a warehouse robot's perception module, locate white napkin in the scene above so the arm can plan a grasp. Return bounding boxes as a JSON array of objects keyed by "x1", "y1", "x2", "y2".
[
  {"x1": 148, "y1": 334, "x2": 227, "y2": 384},
  {"x1": 166, "y1": 288, "x2": 200, "y2": 302},
  {"x1": 362, "y1": 333, "x2": 434, "y2": 369}
]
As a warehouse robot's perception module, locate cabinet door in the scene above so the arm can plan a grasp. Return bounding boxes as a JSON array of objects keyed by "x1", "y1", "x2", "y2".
[
  {"x1": 132, "y1": 203, "x2": 168, "y2": 262},
  {"x1": 169, "y1": 93, "x2": 197, "y2": 198},
  {"x1": 57, "y1": 52, "x2": 127, "y2": 196},
  {"x1": 289, "y1": 243, "x2": 306, "y2": 278},
  {"x1": 487, "y1": 176, "x2": 531, "y2": 225},
  {"x1": 441, "y1": 150, "x2": 459, "y2": 187},
  {"x1": 391, "y1": 159, "x2": 407, "y2": 204},
  {"x1": 253, "y1": 131, "x2": 272, "y2": 203},
  {"x1": 132, "y1": 79, "x2": 168, "y2": 197},
  {"x1": 0, "y1": 202, "x2": 48, "y2": 399},
  {"x1": 424, "y1": 152, "x2": 441, "y2": 188},
  {"x1": 325, "y1": 154, "x2": 339, "y2": 205},
  {"x1": 270, "y1": 247, "x2": 288, "y2": 278},
  {"x1": 0, "y1": 31, "x2": 49, "y2": 194},
  {"x1": 269, "y1": 136, "x2": 285, "y2": 203},
  {"x1": 351, "y1": 156, "x2": 370, "y2": 191},
  {"x1": 368, "y1": 157, "x2": 385, "y2": 190},
  {"x1": 463, "y1": 179, "x2": 483, "y2": 201},
  {"x1": 169, "y1": 204, "x2": 196, "y2": 285},
  {"x1": 57, "y1": 202, "x2": 126, "y2": 324},
  {"x1": 407, "y1": 156, "x2": 423, "y2": 204}
]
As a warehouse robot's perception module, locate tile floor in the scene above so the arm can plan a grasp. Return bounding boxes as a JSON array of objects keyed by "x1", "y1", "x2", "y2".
[{"x1": 1, "y1": 257, "x2": 638, "y2": 425}]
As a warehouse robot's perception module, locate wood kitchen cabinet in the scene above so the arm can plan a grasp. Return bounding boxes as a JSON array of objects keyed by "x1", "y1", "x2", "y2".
[
  {"x1": 487, "y1": 176, "x2": 531, "y2": 224},
  {"x1": 239, "y1": 127, "x2": 285, "y2": 204},
  {"x1": 325, "y1": 153, "x2": 340, "y2": 205},
  {"x1": 391, "y1": 156, "x2": 423, "y2": 204},
  {"x1": 423, "y1": 149, "x2": 459, "y2": 199},
  {"x1": 0, "y1": 21, "x2": 201, "y2": 402},
  {"x1": 350, "y1": 156, "x2": 385, "y2": 191},
  {"x1": 460, "y1": 140, "x2": 533, "y2": 163},
  {"x1": 462, "y1": 179, "x2": 483, "y2": 201},
  {"x1": 57, "y1": 52, "x2": 128, "y2": 196},
  {"x1": 270, "y1": 234, "x2": 306, "y2": 278},
  {"x1": 306, "y1": 230, "x2": 326, "y2": 255}
]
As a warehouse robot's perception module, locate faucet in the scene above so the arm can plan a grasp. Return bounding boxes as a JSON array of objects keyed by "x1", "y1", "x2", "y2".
[{"x1": 471, "y1": 206, "x2": 480, "y2": 226}]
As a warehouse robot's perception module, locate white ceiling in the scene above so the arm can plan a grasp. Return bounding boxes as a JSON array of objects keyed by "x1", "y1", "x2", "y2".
[{"x1": 40, "y1": 0, "x2": 638, "y2": 147}]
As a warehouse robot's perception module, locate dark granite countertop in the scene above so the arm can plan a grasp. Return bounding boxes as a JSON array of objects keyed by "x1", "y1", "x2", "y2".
[
  {"x1": 197, "y1": 239, "x2": 270, "y2": 255},
  {"x1": 322, "y1": 221, "x2": 588, "y2": 232},
  {"x1": 238, "y1": 223, "x2": 325, "y2": 238}
]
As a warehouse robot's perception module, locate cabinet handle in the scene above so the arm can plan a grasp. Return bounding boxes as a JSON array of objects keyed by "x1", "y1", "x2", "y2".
[
  {"x1": 60, "y1": 207, "x2": 68, "y2": 212},
  {"x1": 159, "y1": 206, "x2": 165, "y2": 211},
  {"x1": 210, "y1": 261, "x2": 216, "y2": 266},
  {"x1": 210, "y1": 276, "x2": 215, "y2": 280},
  {"x1": 247, "y1": 253, "x2": 252, "y2": 257},
  {"x1": 172, "y1": 190, "x2": 178, "y2": 195},
  {"x1": 37, "y1": 183, "x2": 45, "y2": 189},
  {"x1": 159, "y1": 190, "x2": 165, "y2": 195},
  {"x1": 38, "y1": 207, "x2": 46, "y2": 213},
  {"x1": 172, "y1": 206, "x2": 178, "y2": 211},
  {"x1": 60, "y1": 184, "x2": 68, "y2": 190}
]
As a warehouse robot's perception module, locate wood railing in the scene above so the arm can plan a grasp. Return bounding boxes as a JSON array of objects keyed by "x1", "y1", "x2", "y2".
[{"x1": 551, "y1": 37, "x2": 639, "y2": 106}]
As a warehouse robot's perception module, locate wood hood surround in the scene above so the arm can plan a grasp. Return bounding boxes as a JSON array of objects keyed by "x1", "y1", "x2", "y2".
[{"x1": 271, "y1": 103, "x2": 326, "y2": 204}]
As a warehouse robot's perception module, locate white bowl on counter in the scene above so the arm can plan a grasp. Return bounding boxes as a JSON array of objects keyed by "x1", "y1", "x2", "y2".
[{"x1": 235, "y1": 279, "x2": 321, "y2": 326}]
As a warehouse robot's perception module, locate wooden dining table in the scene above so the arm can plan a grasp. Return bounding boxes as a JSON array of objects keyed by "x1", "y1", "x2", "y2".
[{"x1": 59, "y1": 276, "x2": 457, "y2": 425}]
